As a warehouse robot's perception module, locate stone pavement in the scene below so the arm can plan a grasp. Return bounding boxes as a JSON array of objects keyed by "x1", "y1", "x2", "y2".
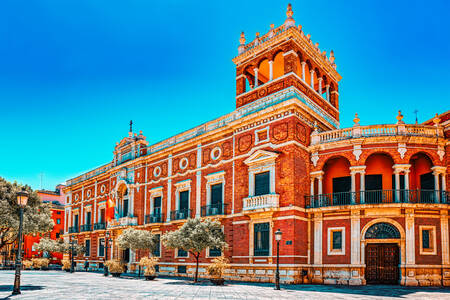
[{"x1": 1, "y1": 271, "x2": 450, "y2": 300}]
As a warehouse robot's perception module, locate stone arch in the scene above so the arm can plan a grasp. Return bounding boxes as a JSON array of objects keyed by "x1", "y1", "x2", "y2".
[
  {"x1": 364, "y1": 222, "x2": 401, "y2": 239},
  {"x1": 322, "y1": 155, "x2": 351, "y2": 195},
  {"x1": 363, "y1": 152, "x2": 395, "y2": 191},
  {"x1": 257, "y1": 58, "x2": 271, "y2": 85},
  {"x1": 272, "y1": 51, "x2": 284, "y2": 80},
  {"x1": 408, "y1": 151, "x2": 435, "y2": 191},
  {"x1": 361, "y1": 218, "x2": 405, "y2": 240},
  {"x1": 405, "y1": 150, "x2": 439, "y2": 167}
]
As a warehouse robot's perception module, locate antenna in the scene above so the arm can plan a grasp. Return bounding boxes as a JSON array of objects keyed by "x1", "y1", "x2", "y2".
[{"x1": 414, "y1": 110, "x2": 418, "y2": 124}]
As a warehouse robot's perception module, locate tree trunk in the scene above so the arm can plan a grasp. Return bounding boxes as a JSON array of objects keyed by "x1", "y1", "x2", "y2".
[{"x1": 194, "y1": 253, "x2": 199, "y2": 283}]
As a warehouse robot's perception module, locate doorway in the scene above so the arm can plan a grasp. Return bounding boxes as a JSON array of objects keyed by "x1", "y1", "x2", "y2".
[{"x1": 365, "y1": 243, "x2": 399, "y2": 284}]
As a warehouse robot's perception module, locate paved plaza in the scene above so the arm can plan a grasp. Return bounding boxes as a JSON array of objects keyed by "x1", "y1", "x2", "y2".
[{"x1": 1, "y1": 271, "x2": 450, "y2": 300}]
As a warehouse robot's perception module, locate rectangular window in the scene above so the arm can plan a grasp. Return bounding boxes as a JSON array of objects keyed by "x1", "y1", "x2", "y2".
[
  {"x1": 85, "y1": 240, "x2": 90, "y2": 257},
  {"x1": 254, "y1": 222, "x2": 270, "y2": 256},
  {"x1": 211, "y1": 184, "x2": 223, "y2": 205},
  {"x1": 153, "y1": 234, "x2": 161, "y2": 257},
  {"x1": 422, "y1": 230, "x2": 430, "y2": 249},
  {"x1": 209, "y1": 247, "x2": 221, "y2": 257},
  {"x1": 420, "y1": 226, "x2": 436, "y2": 255},
  {"x1": 86, "y1": 211, "x2": 91, "y2": 224},
  {"x1": 177, "y1": 249, "x2": 188, "y2": 257},
  {"x1": 100, "y1": 208, "x2": 105, "y2": 223},
  {"x1": 74, "y1": 214, "x2": 79, "y2": 228},
  {"x1": 56, "y1": 218, "x2": 61, "y2": 224},
  {"x1": 332, "y1": 231, "x2": 342, "y2": 250},
  {"x1": 99, "y1": 238, "x2": 105, "y2": 257},
  {"x1": 153, "y1": 196, "x2": 162, "y2": 215},
  {"x1": 178, "y1": 265, "x2": 186, "y2": 273},
  {"x1": 179, "y1": 191, "x2": 189, "y2": 210},
  {"x1": 254, "y1": 171, "x2": 270, "y2": 196}
]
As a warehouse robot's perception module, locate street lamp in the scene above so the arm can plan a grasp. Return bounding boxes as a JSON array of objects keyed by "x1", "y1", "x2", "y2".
[
  {"x1": 70, "y1": 236, "x2": 75, "y2": 273},
  {"x1": 104, "y1": 231, "x2": 111, "y2": 276},
  {"x1": 12, "y1": 190, "x2": 29, "y2": 295},
  {"x1": 274, "y1": 228, "x2": 282, "y2": 291}
]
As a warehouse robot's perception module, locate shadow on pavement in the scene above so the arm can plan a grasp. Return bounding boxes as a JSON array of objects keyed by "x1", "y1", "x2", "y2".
[{"x1": 0, "y1": 285, "x2": 44, "y2": 300}]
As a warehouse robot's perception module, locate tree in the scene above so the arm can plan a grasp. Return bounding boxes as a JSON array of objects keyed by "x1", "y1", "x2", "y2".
[
  {"x1": 116, "y1": 228, "x2": 157, "y2": 257},
  {"x1": 0, "y1": 177, "x2": 54, "y2": 250},
  {"x1": 34, "y1": 238, "x2": 84, "y2": 255},
  {"x1": 162, "y1": 218, "x2": 227, "y2": 282}
]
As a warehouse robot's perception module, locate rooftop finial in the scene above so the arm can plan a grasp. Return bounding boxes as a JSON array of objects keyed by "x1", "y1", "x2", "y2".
[
  {"x1": 284, "y1": 3, "x2": 295, "y2": 29},
  {"x1": 129, "y1": 120, "x2": 133, "y2": 133},
  {"x1": 353, "y1": 113, "x2": 360, "y2": 126},
  {"x1": 238, "y1": 32, "x2": 246, "y2": 54},
  {"x1": 396, "y1": 110, "x2": 404, "y2": 124},
  {"x1": 433, "y1": 113, "x2": 441, "y2": 126},
  {"x1": 330, "y1": 50, "x2": 335, "y2": 63}
]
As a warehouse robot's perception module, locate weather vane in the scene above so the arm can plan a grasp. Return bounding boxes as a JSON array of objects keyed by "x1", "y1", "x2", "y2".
[
  {"x1": 129, "y1": 120, "x2": 133, "y2": 132},
  {"x1": 414, "y1": 110, "x2": 418, "y2": 124}
]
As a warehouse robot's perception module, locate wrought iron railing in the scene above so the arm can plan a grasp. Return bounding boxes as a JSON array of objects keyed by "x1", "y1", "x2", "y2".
[
  {"x1": 93, "y1": 222, "x2": 106, "y2": 230},
  {"x1": 145, "y1": 213, "x2": 164, "y2": 224},
  {"x1": 80, "y1": 224, "x2": 91, "y2": 232},
  {"x1": 69, "y1": 226, "x2": 79, "y2": 233},
  {"x1": 305, "y1": 190, "x2": 448, "y2": 208},
  {"x1": 170, "y1": 209, "x2": 192, "y2": 221},
  {"x1": 201, "y1": 203, "x2": 228, "y2": 217}
]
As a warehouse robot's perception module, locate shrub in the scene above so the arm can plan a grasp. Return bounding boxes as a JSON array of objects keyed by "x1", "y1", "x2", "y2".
[
  {"x1": 61, "y1": 259, "x2": 71, "y2": 270},
  {"x1": 207, "y1": 256, "x2": 230, "y2": 279},
  {"x1": 139, "y1": 256, "x2": 159, "y2": 276},
  {"x1": 31, "y1": 258, "x2": 49, "y2": 269},
  {"x1": 22, "y1": 260, "x2": 33, "y2": 270},
  {"x1": 105, "y1": 260, "x2": 124, "y2": 274}
]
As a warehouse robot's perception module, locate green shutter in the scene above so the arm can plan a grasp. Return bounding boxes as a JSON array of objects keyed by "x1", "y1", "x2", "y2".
[{"x1": 254, "y1": 171, "x2": 270, "y2": 196}]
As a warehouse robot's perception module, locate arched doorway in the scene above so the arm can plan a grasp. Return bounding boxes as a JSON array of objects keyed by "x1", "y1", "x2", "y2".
[{"x1": 364, "y1": 222, "x2": 400, "y2": 284}]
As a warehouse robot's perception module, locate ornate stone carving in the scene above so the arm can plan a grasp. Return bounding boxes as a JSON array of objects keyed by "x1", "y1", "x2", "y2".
[
  {"x1": 353, "y1": 145, "x2": 362, "y2": 161},
  {"x1": 398, "y1": 143, "x2": 407, "y2": 159},
  {"x1": 437, "y1": 145, "x2": 445, "y2": 161},
  {"x1": 311, "y1": 152, "x2": 319, "y2": 167},
  {"x1": 272, "y1": 123, "x2": 288, "y2": 141},
  {"x1": 238, "y1": 134, "x2": 253, "y2": 152},
  {"x1": 295, "y1": 122, "x2": 307, "y2": 143}
]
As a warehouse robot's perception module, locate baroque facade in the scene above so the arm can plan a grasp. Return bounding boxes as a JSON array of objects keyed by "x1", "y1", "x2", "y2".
[{"x1": 63, "y1": 5, "x2": 449, "y2": 286}]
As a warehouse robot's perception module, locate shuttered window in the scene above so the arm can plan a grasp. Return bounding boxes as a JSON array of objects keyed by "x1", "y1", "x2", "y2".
[
  {"x1": 209, "y1": 247, "x2": 221, "y2": 257},
  {"x1": 153, "y1": 234, "x2": 161, "y2": 257},
  {"x1": 85, "y1": 240, "x2": 90, "y2": 257},
  {"x1": 177, "y1": 249, "x2": 188, "y2": 257},
  {"x1": 254, "y1": 171, "x2": 270, "y2": 196},
  {"x1": 179, "y1": 191, "x2": 189, "y2": 210},
  {"x1": 254, "y1": 223, "x2": 270, "y2": 256},
  {"x1": 332, "y1": 231, "x2": 342, "y2": 250},
  {"x1": 211, "y1": 184, "x2": 222, "y2": 205},
  {"x1": 98, "y1": 238, "x2": 105, "y2": 257}
]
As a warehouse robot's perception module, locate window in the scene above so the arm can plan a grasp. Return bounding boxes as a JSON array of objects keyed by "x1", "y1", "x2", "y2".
[
  {"x1": 99, "y1": 208, "x2": 105, "y2": 223},
  {"x1": 178, "y1": 265, "x2": 187, "y2": 273},
  {"x1": 98, "y1": 238, "x2": 105, "y2": 257},
  {"x1": 328, "y1": 227, "x2": 345, "y2": 255},
  {"x1": 177, "y1": 249, "x2": 188, "y2": 257},
  {"x1": 254, "y1": 172, "x2": 270, "y2": 196},
  {"x1": 420, "y1": 226, "x2": 436, "y2": 255},
  {"x1": 179, "y1": 191, "x2": 189, "y2": 211},
  {"x1": 153, "y1": 234, "x2": 161, "y2": 257},
  {"x1": 56, "y1": 232, "x2": 60, "y2": 239},
  {"x1": 86, "y1": 211, "x2": 91, "y2": 225},
  {"x1": 254, "y1": 222, "x2": 270, "y2": 256},
  {"x1": 153, "y1": 196, "x2": 162, "y2": 215},
  {"x1": 209, "y1": 247, "x2": 221, "y2": 257},
  {"x1": 85, "y1": 240, "x2": 90, "y2": 257},
  {"x1": 56, "y1": 218, "x2": 61, "y2": 224}
]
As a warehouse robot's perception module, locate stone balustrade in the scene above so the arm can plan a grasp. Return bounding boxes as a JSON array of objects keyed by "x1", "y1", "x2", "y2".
[{"x1": 243, "y1": 194, "x2": 280, "y2": 211}]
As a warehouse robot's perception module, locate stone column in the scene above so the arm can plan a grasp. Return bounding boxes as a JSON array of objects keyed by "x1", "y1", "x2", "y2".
[
  {"x1": 318, "y1": 78, "x2": 323, "y2": 95},
  {"x1": 441, "y1": 210, "x2": 450, "y2": 265},
  {"x1": 394, "y1": 171, "x2": 401, "y2": 203},
  {"x1": 254, "y1": 68, "x2": 259, "y2": 87},
  {"x1": 434, "y1": 171, "x2": 440, "y2": 203},
  {"x1": 405, "y1": 209, "x2": 415, "y2": 265},
  {"x1": 310, "y1": 70, "x2": 315, "y2": 89},
  {"x1": 268, "y1": 60, "x2": 273, "y2": 81},
  {"x1": 167, "y1": 155, "x2": 173, "y2": 221},
  {"x1": 301, "y1": 61, "x2": 306, "y2": 81},
  {"x1": 313, "y1": 213, "x2": 323, "y2": 265},
  {"x1": 326, "y1": 85, "x2": 330, "y2": 101},
  {"x1": 350, "y1": 172, "x2": 356, "y2": 204},
  {"x1": 350, "y1": 210, "x2": 362, "y2": 285},
  {"x1": 360, "y1": 172, "x2": 365, "y2": 204}
]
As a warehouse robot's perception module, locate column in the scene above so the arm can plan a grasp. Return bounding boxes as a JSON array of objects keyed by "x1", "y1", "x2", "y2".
[
  {"x1": 404, "y1": 170, "x2": 410, "y2": 202},
  {"x1": 395, "y1": 171, "x2": 401, "y2": 203},
  {"x1": 350, "y1": 172, "x2": 356, "y2": 204},
  {"x1": 310, "y1": 178, "x2": 315, "y2": 207},
  {"x1": 254, "y1": 68, "x2": 259, "y2": 87},
  {"x1": 313, "y1": 213, "x2": 323, "y2": 265},
  {"x1": 441, "y1": 210, "x2": 450, "y2": 265},
  {"x1": 268, "y1": 60, "x2": 273, "y2": 81},
  {"x1": 350, "y1": 210, "x2": 361, "y2": 265},
  {"x1": 326, "y1": 85, "x2": 330, "y2": 101},
  {"x1": 310, "y1": 70, "x2": 315, "y2": 89},
  {"x1": 301, "y1": 61, "x2": 306, "y2": 81},
  {"x1": 196, "y1": 144, "x2": 202, "y2": 218},
  {"x1": 167, "y1": 154, "x2": 173, "y2": 221},
  {"x1": 433, "y1": 171, "x2": 440, "y2": 203},
  {"x1": 318, "y1": 78, "x2": 323, "y2": 95},
  {"x1": 360, "y1": 172, "x2": 365, "y2": 204},
  {"x1": 405, "y1": 209, "x2": 415, "y2": 265},
  {"x1": 318, "y1": 175, "x2": 323, "y2": 195}
]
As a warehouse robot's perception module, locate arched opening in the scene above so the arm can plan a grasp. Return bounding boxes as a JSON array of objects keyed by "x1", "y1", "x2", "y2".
[
  {"x1": 272, "y1": 52, "x2": 284, "y2": 80},
  {"x1": 323, "y1": 156, "x2": 351, "y2": 205},
  {"x1": 257, "y1": 58, "x2": 270, "y2": 85},
  {"x1": 409, "y1": 152, "x2": 435, "y2": 203},
  {"x1": 364, "y1": 222, "x2": 401, "y2": 285},
  {"x1": 321, "y1": 75, "x2": 328, "y2": 100},
  {"x1": 313, "y1": 68, "x2": 321, "y2": 93},
  {"x1": 364, "y1": 153, "x2": 394, "y2": 203},
  {"x1": 117, "y1": 183, "x2": 129, "y2": 218},
  {"x1": 304, "y1": 60, "x2": 312, "y2": 88},
  {"x1": 294, "y1": 51, "x2": 303, "y2": 78}
]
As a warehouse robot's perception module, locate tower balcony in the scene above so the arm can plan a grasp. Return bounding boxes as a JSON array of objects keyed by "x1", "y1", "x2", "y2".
[
  {"x1": 107, "y1": 216, "x2": 138, "y2": 228},
  {"x1": 243, "y1": 194, "x2": 280, "y2": 211},
  {"x1": 305, "y1": 190, "x2": 448, "y2": 208}
]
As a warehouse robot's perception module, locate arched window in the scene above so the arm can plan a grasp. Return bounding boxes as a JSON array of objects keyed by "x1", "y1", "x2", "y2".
[{"x1": 365, "y1": 222, "x2": 400, "y2": 239}]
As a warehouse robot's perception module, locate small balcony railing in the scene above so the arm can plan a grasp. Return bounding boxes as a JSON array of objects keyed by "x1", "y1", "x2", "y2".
[
  {"x1": 93, "y1": 222, "x2": 106, "y2": 230},
  {"x1": 170, "y1": 209, "x2": 192, "y2": 221},
  {"x1": 243, "y1": 194, "x2": 280, "y2": 211},
  {"x1": 80, "y1": 224, "x2": 91, "y2": 232},
  {"x1": 201, "y1": 203, "x2": 228, "y2": 217},
  {"x1": 306, "y1": 190, "x2": 448, "y2": 208},
  {"x1": 68, "y1": 226, "x2": 79, "y2": 233},
  {"x1": 145, "y1": 213, "x2": 164, "y2": 224}
]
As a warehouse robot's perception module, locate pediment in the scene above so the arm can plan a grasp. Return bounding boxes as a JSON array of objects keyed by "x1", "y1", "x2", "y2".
[{"x1": 244, "y1": 149, "x2": 279, "y2": 166}]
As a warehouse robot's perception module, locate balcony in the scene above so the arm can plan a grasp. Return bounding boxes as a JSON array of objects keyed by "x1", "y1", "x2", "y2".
[
  {"x1": 170, "y1": 209, "x2": 192, "y2": 221},
  {"x1": 68, "y1": 226, "x2": 79, "y2": 233},
  {"x1": 93, "y1": 222, "x2": 106, "y2": 230},
  {"x1": 80, "y1": 224, "x2": 91, "y2": 232},
  {"x1": 201, "y1": 203, "x2": 228, "y2": 217},
  {"x1": 305, "y1": 190, "x2": 449, "y2": 208},
  {"x1": 145, "y1": 213, "x2": 164, "y2": 224},
  {"x1": 107, "y1": 216, "x2": 138, "y2": 228},
  {"x1": 243, "y1": 194, "x2": 279, "y2": 211}
]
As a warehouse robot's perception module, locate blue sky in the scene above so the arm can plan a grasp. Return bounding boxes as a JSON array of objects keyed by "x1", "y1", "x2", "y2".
[{"x1": 0, "y1": 0, "x2": 449, "y2": 190}]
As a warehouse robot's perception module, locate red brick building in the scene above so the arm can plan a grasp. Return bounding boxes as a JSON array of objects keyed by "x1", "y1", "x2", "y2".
[
  {"x1": 63, "y1": 5, "x2": 449, "y2": 286},
  {"x1": 23, "y1": 185, "x2": 66, "y2": 264}
]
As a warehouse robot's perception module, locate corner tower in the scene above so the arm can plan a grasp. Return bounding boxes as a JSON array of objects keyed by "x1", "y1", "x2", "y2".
[{"x1": 233, "y1": 4, "x2": 342, "y2": 129}]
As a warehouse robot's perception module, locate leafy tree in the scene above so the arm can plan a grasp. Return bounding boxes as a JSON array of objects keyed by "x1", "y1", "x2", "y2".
[
  {"x1": 0, "y1": 177, "x2": 54, "y2": 250},
  {"x1": 162, "y1": 218, "x2": 227, "y2": 282},
  {"x1": 34, "y1": 238, "x2": 84, "y2": 256},
  {"x1": 116, "y1": 228, "x2": 157, "y2": 258}
]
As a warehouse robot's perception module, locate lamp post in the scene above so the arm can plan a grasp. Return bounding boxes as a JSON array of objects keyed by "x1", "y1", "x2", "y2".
[
  {"x1": 12, "y1": 190, "x2": 29, "y2": 295},
  {"x1": 274, "y1": 228, "x2": 282, "y2": 291},
  {"x1": 104, "y1": 231, "x2": 111, "y2": 276},
  {"x1": 70, "y1": 236, "x2": 75, "y2": 273}
]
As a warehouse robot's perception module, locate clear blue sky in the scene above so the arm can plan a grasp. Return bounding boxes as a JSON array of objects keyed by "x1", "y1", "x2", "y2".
[{"x1": 0, "y1": 0, "x2": 449, "y2": 190}]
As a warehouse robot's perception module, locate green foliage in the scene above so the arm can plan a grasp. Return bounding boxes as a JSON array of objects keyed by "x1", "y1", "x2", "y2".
[
  {"x1": 34, "y1": 238, "x2": 84, "y2": 254},
  {"x1": 116, "y1": 228, "x2": 157, "y2": 252},
  {"x1": 139, "y1": 256, "x2": 159, "y2": 276},
  {"x1": 207, "y1": 256, "x2": 230, "y2": 278},
  {"x1": 0, "y1": 177, "x2": 54, "y2": 250},
  {"x1": 105, "y1": 260, "x2": 124, "y2": 274}
]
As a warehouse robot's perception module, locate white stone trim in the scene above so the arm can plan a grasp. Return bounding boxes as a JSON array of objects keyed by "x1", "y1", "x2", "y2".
[
  {"x1": 327, "y1": 226, "x2": 345, "y2": 255},
  {"x1": 419, "y1": 225, "x2": 437, "y2": 255},
  {"x1": 255, "y1": 126, "x2": 270, "y2": 145},
  {"x1": 205, "y1": 171, "x2": 225, "y2": 206}
]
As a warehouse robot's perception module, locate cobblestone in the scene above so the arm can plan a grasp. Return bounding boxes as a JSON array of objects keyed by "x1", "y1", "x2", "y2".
[{"x1": 0, "y1": 271, "x2": 450, "y2": 300}]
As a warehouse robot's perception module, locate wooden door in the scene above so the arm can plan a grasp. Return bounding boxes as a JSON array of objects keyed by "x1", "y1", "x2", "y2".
[{"x1": 365, "y1": 243, "x2": 399, "y2": 284}]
